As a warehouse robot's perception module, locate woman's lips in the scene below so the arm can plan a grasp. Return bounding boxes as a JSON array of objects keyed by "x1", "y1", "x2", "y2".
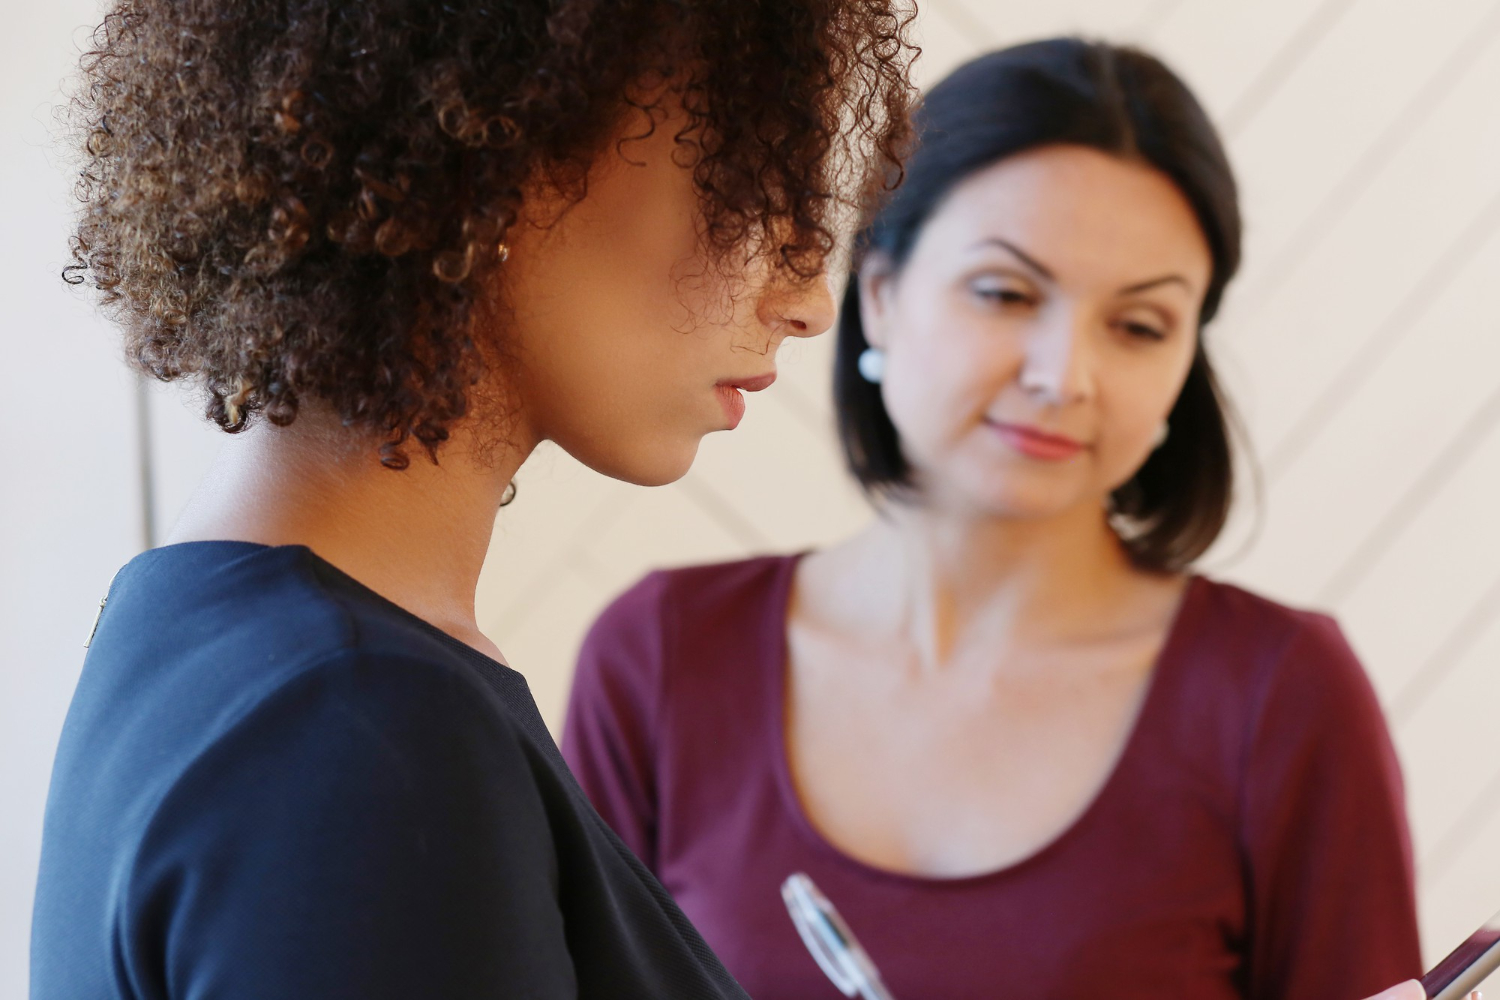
[
  {"x1": 989, "y1": 421, "x2": 1085, "y2": 460},
  {"x1": 716, "y1": 372, "x2": 776, "y2": 429}
]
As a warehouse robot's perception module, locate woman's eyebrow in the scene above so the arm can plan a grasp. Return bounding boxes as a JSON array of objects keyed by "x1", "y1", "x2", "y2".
[
  {"x1": 968, "y1": 238, "x2": 1193, "y2": 296},
  {"x1": 1118, "y1": 274, "x2": 1192, "y2": 295},
  {"x1": 967, "y1": 237, "x2": 1055, "y2": 281}
]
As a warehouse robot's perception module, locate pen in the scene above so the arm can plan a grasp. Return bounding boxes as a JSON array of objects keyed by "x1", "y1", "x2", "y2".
[{"x1": 781, "y1": 873, "x2": 898, "y2": 1000}]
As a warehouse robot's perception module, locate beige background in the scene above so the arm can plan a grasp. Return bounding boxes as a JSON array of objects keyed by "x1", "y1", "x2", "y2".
[{"x1": 6, "y1": 0, "x2": 1500, "y2": 993}]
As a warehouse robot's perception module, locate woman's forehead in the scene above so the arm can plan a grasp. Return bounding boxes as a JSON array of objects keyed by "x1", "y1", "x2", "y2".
[{"x1": 918, "y1": 147, "x2": 1212, "y2": 281}]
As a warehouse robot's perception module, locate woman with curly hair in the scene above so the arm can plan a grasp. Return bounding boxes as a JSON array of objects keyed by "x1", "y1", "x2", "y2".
[{"x1": 30, "y1": 1, "x2": 912, "y2": 997}]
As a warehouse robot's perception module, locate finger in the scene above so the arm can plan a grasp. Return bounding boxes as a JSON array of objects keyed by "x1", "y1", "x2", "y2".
[{"x1": 1365, "y1": 982, "x2": 1425, "y2": 1000}]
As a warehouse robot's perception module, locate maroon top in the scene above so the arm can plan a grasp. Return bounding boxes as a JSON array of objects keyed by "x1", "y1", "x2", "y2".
[{"x1": 562, "y1": 555, "x2": 1422, "y2": 1000}]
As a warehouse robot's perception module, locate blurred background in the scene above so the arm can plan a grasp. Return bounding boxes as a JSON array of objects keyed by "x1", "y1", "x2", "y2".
[{"x1": 7, "y1": 0, "x2": 1500, "y2": 993}]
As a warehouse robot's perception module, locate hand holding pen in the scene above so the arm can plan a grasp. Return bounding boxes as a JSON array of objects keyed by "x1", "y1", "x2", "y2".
[{"x1": 1368, "y1": 985, "x2": 1480, "y2": 1000}]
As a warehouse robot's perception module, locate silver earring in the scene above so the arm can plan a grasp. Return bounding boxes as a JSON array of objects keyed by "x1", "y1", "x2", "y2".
[
  {"x1": 857, "y1": 347, "x2": 886, "y2": 384},
  {"x1": 1153, "y1": 421, "x2": 1170, "y2": 449}
]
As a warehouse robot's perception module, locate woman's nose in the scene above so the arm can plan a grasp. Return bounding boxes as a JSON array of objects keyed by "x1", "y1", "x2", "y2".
[
  {"x1": 761, "y1": 273, "x2": 837, "y2": 340},
  {"x1": 1019, "y1": 310, "x2": 1094, "y2": 405}
]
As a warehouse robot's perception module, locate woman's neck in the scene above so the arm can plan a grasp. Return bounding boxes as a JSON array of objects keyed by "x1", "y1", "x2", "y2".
[
  {"x1": 167, "y1": 408, "x2": 532, "y2": 661},
  {"x1": 825, "y1": 497, "x2": 1177, "y2": 674}
]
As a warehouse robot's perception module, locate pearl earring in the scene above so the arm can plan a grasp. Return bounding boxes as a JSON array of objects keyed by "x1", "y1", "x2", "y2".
[
  {"x1": 1153, "y1": 421, "x2": 1170, "y2": 449},
  {"x1": 857, "y1": 347, "x2": 886, "y2": 384}
]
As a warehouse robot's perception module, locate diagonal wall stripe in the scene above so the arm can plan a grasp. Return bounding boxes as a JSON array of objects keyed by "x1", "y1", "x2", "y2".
[
  {"x1": 676, "y1": 473, "x2": 776, "y2": 552},
  {"x1": 931, "y1": 0, "x2": 998, "y2": 47},
  {"x1": 1228, "y1": 0, "x2": 1500, "y2": 313},
  {"x1": 1394, "y1": 567, "x2": 1500, "y2": 726},
  {"x1": 1318, "y1": 374, "x2": 1500, "y2": 607},
  {"x1": 774, "y1": 379, "x2": 832, "y2": 436},
  {"x1": 1130, "y1": 0, "x2": 1191, "y2": 38},
  {"x1": 1220, "y1": 0, "x2": 1359, "y2": 136},
  {"x1": 1265, "y1": 184, "x2": 1500, "y2": 480},
  {"x1": 1423, "y1": 758, "x2": 1500, "y2": 883},
  {"x1": 491, "y1": 492, "x2": 634, "y2": 635}
]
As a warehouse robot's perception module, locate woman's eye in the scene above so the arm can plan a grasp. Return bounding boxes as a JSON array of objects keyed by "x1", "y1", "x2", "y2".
[
  {"x1": 973, "y1": 284, "x2": 1035, "y2": 307},
  {"x1": 1116, "y1": 316, "x2": 1168, "y2": 341}
]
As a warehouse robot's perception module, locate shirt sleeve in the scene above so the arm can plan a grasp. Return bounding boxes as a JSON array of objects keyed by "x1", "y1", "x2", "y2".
[
  {"x1": 124, "y1": 650, "x2": 577, "y2": 1000},
  {"x1": 1239, "y1": 615, "x2": 1423, "y2": 1000},
  {"x1": 561, "y1": 572, "x2": 670, "y2": 870}
]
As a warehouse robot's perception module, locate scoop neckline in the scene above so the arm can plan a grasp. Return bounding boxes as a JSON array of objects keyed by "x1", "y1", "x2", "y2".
[{"x1": 765, "y1": 552, "x2": 1204, "y2": 891}]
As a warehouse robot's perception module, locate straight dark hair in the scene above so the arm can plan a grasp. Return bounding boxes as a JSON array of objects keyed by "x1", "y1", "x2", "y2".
[{"x1": 835, "y1": 38, "x2": 1242, "y2": 573}]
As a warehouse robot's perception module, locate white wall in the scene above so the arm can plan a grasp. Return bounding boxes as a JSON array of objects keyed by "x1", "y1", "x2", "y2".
[
  {"x1": 6, "y1": 0, "x2": 1500, "y2": 992},
  {"x1": 2, "y1": 4, "x2": 148, "y2": 996}
]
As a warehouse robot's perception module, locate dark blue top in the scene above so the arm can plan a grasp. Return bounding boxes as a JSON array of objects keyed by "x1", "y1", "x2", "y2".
[{"x1": 31, "y1": 542, "x2": 747, "y2": 1000}]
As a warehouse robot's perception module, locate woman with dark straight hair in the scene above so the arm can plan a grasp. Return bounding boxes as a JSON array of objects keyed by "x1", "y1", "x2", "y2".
[{"x1": 565, "y1": 38, "x2": 1426, "y2": 999}]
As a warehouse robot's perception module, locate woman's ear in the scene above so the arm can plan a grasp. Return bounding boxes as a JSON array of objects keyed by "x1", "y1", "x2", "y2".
[{"x1": 856, "y1": 251, "x2": 898, "y2": 350}]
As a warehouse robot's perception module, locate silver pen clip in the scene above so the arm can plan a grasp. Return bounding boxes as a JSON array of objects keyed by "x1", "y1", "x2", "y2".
[{"x1": 781, "y1": 873, "x2": 897, "y2": 1000}]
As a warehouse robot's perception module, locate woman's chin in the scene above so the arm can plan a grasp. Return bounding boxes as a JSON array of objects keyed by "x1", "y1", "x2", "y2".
[
  {"x1": 948, "y1": 478, "x2": 1092, "y2": 523},
  {"x1": 567, "y1": 436, "x2": 701, "y2": 488}
]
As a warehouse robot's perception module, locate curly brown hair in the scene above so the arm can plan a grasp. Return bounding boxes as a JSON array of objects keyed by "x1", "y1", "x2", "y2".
[{"x1": 67, "y1": 0, "x2": 916, "y2": 467}]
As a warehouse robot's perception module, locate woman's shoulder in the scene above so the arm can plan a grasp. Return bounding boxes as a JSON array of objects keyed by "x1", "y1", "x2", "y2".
[
  {"x1": 105, "y1": 541, "x2": 518, "y2": 697},
  {"x1": 1151, "y1": 577, "x2": 1397, "y2": 810},
  {"x1": 52, "y1": 546, "x2": 548, "y2": 935},
  {"x1": 82, "y1": 542, "x2": 537, "y2": 802},
  {"x1": 1175, "y1": 575, "x2": 1377, "y2": 720},
  {"x1": 1184, "y1": 576, "x2": 1356, "y2": 664},
  {"x1": 585, "y1": 552, "x2": 801, "y2": 645},
  {"x1": 574, "y1": 553, "x2": 799, "y2": 701},
  {"x1": 1187, "y1": 574, "x2": 1337, "y2": 635}
]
